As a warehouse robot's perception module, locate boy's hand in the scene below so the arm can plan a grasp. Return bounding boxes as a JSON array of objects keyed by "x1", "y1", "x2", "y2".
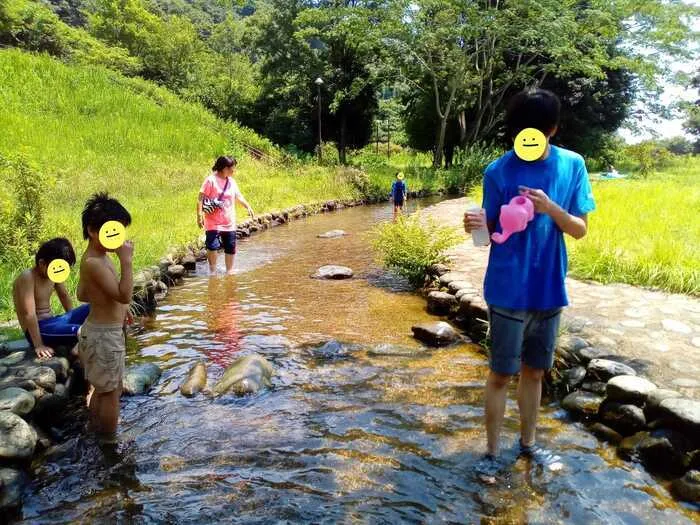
[
  {"x1": 35, "y1": 345, "x2": 54, "y2": 360},
  {"x1": 463, "y1": 210, "x2": 486, "y2": 233},
  {"x1": 197, "y1": 216, "x2": 204, "y2": 229},
  {"x1": 116, "y1": 240, "x2": 134, "y2": 263},
  {"x1": 519, "y1": 186, "x2": 554, "y2": 214}
]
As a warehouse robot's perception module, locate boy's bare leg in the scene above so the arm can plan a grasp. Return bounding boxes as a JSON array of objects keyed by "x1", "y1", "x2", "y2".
[
  {"x1": 517, "y1": 364, "x2": 544, "y2": 447},
  {"x1": 207, "y1": 250, "x2": 218, "y2": 274},
  {"x1": 95, "y1": 389, "x2": 121, "y2": 437},
  {"x1": 86, "y1": 384, "x2": 94, "y2": 408},
  {"x1": 485, "y1": 371, "x2": 511, "y2": 456},
  {"x1": 225, "y1": 254, "x2": 235, "y2": 275}
]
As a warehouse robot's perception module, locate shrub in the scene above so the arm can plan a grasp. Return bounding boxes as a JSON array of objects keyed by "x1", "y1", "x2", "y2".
[
  {"x1": 446, "y1": 142, "x2": 502, "y2": 194},
  {"x1": 625, "y1": 141, "x2": 673, "y2": 177},
  {"x1": 370, "y1": 215, "x2": 461, "y2": 287}
]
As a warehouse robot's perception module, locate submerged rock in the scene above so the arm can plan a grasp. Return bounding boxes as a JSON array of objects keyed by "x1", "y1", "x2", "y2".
[
  {"x1": 588, "y1": 423, "x2": 623, "y2": 444},
  {"x1": 587, "y1": 359, "x2": 636, "y2": 381},
  {"x1": 312, "y1": 265, "x2": 353, "y2": 280},
  {"x1": 411, "y1": 322, "x2": 460, "y2": 347},
  {"x1": 671, "y1": 470, "x2": 700, "y2": 503},
  {"x1": 123, "y1": 363, "x2": 162, "y2": 395},
  {"x1": 213, "y1": 354, "x2": 273, "y2": 396},
  {"x1": 655, "y1": 398, "x2": 700, "y2": 441},
  {"x1": 606, "y1": 375, "x2": 656, "y2": 405},
  {"x1": 180, "y1": 362, "x2": 207, "y2": 397},
  {"x1": 638, "y1": 428, "x2": 693, "y2": 475},
  {"x1": 427, "y1": 291, "x2": 458, "y2": 315},
  {"x1": 0, "y1": 468, "x2": 23, "y2": 512},
  {"x1": 0, "y1": 412, "x2": 37, "y2": 460},
  {"x1": 562, "y1": 390, "x2": 604, "y2": 416},
  {"x1": 310, "y1": 340, "x2": 358, "y2": 360},
  {"x1": 317, "y1": 230, "x2": 348, "y2": 238},
  {"x1": 0, "y1": 387, "x2": 35, "y2": 416},
  {"x1": 599, "y1": 401, "x2": 646, "y2": 436}
]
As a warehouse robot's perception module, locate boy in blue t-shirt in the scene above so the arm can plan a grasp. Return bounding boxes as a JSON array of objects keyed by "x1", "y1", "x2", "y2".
[
  {"x1": 391, "y1": 172, "x2": 407, "y2": 222},
  {"x1": 464, "y1": 89, "x2": 595, "y2": 479}
]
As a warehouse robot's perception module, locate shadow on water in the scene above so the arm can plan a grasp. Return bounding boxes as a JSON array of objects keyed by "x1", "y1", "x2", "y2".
[{"x1": 18, "y1": 199, "x2": 699, "y2": 523}]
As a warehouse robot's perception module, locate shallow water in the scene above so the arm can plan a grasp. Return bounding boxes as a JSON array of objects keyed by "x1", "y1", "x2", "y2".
[{"x1": 20, "y1": 200, "x2": 699, "y2": 523}]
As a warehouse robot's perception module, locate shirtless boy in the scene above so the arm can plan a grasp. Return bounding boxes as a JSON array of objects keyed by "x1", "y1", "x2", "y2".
[
  {"x1": 76, "y1": 193, "x2": 133, "y2": 439},
  {"x1": 13, "y1": 238, "x2": 89, "y2": 359}
]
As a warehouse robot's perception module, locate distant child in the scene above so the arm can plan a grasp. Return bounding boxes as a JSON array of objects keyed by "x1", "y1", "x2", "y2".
[
  {"x1": 12, "y1": 238, "x2": 89, "y2": 359},
  {"x1": 76, "y1": 193, "x2": 133, "y2": 440},
  {"x1": 391, "y1": 172, "x2": 408, "y2": 222},
  {"x1": 463, "y1": 89, "x2": 595, "y2": 481}
]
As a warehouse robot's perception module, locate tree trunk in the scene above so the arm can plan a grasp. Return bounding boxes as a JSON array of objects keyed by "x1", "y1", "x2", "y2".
[
  {"x1": 433, "y1": 83, "x2": 458, "y2": 169},
  {"x1": 444, "y1": 143, "x2": 454, "y2": 169}
]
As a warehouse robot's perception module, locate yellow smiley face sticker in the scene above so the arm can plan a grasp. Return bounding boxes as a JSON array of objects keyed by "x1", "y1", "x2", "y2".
[
  {"x1": 99, "y1": 220, "x2": 126, "y2": 250},
  {"x1": 47, "y1": 259, "x2": 70, "y2": 284},
  {"x1": 514, "y1": 128, "x2": 547, "y2": 162}
]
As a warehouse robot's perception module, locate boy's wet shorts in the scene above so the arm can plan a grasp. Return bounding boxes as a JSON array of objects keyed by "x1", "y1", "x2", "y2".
[
  {"x1": 78, "y1": 322, "x2": 126, "y2": 393},
  {"x1": 205, "y1": 230, "x2": 236, "y2": 255},
  {"x1": 488, "y1": 306, "x2": 562, "y2": 375}
]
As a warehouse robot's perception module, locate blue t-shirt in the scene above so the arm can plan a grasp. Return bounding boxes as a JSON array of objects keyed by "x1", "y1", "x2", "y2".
[
  {"x1": 392, "y1": 180, "x2": 406, "y2": 200},
  {"x1": 482, "y1": 145, "x2": 595, "y2": 310}
]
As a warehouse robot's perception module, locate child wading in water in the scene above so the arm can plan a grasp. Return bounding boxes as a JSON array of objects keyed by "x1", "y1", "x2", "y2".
[
  {"x1": 464, "y1": 89, "x2": 595, "y2": 483},
  {"x1": 77, "y1": 193, "x2": 133, "y2": 442},
  {"x1": 391, "y1": 172, "x2": 407, "y2": 222}
]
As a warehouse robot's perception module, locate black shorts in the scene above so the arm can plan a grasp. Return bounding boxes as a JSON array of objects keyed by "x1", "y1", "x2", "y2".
[{"x1": 205, "y1": 230, "x2": 236, "y2": 255}]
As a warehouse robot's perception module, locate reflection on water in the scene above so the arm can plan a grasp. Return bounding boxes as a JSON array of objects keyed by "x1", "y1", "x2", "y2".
[{"x1": 19, "y1": 200, "x2": 698, "y2": 523}]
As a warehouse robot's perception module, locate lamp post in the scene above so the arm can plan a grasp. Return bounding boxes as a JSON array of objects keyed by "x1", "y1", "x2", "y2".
[{"x1": 314, "y1": 77, "x2": 324, "y2": 163}]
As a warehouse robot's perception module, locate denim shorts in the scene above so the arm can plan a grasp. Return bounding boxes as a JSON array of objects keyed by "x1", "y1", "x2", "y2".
[
  {"x1": 205, "y1": 230, "x2": 236, "y2": 255},
  {"x1": 488, "y1": 306, "x2": 562, "y2": 375}
]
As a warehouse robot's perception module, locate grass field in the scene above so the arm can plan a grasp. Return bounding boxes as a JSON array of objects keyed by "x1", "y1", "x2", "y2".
[{"x1": 469, "y1": 156, "x2": 700, "y2": 296}]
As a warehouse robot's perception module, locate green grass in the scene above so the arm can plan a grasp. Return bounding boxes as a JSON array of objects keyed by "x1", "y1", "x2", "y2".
[{"x1": 469, "y1": 156, "x2": 700, "y2": 295}]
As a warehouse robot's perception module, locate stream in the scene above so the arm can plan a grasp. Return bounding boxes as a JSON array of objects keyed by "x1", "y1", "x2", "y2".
[{"x1": 18, "y1": 199, "x2": 698, "y2": 523}]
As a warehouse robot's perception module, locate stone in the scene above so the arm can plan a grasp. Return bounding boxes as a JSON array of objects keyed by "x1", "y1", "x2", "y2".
[
  {"x1": 123, "y1": 363, "x2": 162, "y2": 395},
  {"x1": 661, "y1": 319, "x2": 692, "y2": 334},
  {"x1": 562, "y1": 390, "x2": 604, "y2": 416},
  {"x1": 638, "y1": 429, "x2": 693, "y2": 475},
  {"x1": 0, "y1": 387, "x2": 35, "y2": 416},
  {"x1": 0, "y1": 376, "x2": 38, "y2": 393},
  {"x1": 181, "y1": 253, "x2": 197, "y2": 271},
  {"x1": 366, "y1": 344, "x2": 424, "y2": 357},
  {"x1": 581, "y1": 381, "x2": 608, "y2": 396},
  {"x1": 0, "y1": 340, "x2": 30, "y2": 354},
  {"x1": 427, "y1": 291, "x2": 458, "y2": 315},
  {"x1": 30, "y1": 357, "x2": 69, "y2": 382},
  {"x1": 0, "y1": 468, "x2": 23, "y2": 511},
  {"x1": 447, "y1": 280, "x2": 474, "y2": 294},
  {"x1": 0, "y1": 412, "x2": 37, "y2": 460},
  {"x1": 180, "y1": 362, "x2": 207, "y2": 397},
  {"x1": 455, "y1": 288, "x2": 478, "y2": 300},
  {"x1": 312, "y1": 265, "x2": 353, "y2": 280},
  {"x1": 588, "y1": 423, "x2": 623, "y2": 444},
  {"x1": 656, "y1": 398, "x2": 700, "y2": 441},
  {"x1": 563, "y1": 366, "x2": 587, "y2": 389},
  {"x1": 617, "y1": 431, "x2": 649, "y2": 460},
  {"x1": 558, "y1": 335, "x2": 589, "y2": 355},
  {"x1": 645, "y1": 389, "x2": 683, "y2": 420},
  {"x1": 30, "y1": 424, "x2": 52, "y2": 451},
  {"x1": 17, "y1": 366, "x2": 56, "y2": 392},
  {"x1": 0, "y1": 352, "x2": 26, "y2": 367},
  {"x1": 212, "y1": 354, "x2": 273, "y2": 396},
  {"x1": 606, "y1": 375, "x2": 657, "y2": 405},
  {"x1": 672, "y1": 378, "x2": 700, "y2": 388},
  {"x1": 32, "y1": 392, "x2": 70, "y2": 426},
  {"x1": 599, "y1": 401, "x2": 646, "y2": 436},
  {"x1": 0, "y1": 366, "x2": 6, "y2": 377},
  {"x1": 167, "y1": 264, "x2": 186, "y2": 279},
  {"x1": 575, "y1": 346, "x2": 614, "y2": 364},
  {"x1": 411, "y1": 322, "x2": 461, "y2": 347},
  {"x1": 317, "y1": 230, "x2": 347, "y2": 239},
  {"x1": 587, "y1": 359, "x2": 636, "y2": 381},
  {"x1": 671, "y1": 470, "x2": 700, "y2": 503},
  {"x1": 427, "y1": 264, "x2": 450, "y2": 277},
  {"x1": 309, "y1": 340, "x2": 358, "y2": 360},
  {"x1": 438, "y1": 272, "x2": 470, "y2": 287}
]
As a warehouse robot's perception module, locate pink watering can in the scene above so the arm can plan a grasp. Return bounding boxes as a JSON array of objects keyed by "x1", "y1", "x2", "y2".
[{"x1": 491, "y1": 195, "x2": 534, "y2": 244}]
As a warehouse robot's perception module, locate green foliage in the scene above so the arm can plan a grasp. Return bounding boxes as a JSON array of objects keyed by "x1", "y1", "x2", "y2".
[
  {"x1": 371, "y1": 215, "x2": 461, "y2": 288},
  {"x1": 625, "y1": 141, "x2": 673, "y2": 177}
]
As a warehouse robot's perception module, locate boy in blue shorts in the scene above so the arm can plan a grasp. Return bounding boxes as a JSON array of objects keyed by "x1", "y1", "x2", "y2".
[
  {"x1": 464, "y1": 89, "x2": 595, "y2": 479},
  {"x1": 391, "y1": 172, "x2": 407, "y2": 222}
]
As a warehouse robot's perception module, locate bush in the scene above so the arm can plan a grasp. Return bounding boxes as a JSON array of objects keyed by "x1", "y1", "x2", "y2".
[
  {"x1": 625, "y1": 141, "x2": 673, "y2": 177},
  {"x1": 370, "y1": 215, "x2": 461, "y2": 287},
  {"x1": 445, "y1": 142, "x2": 502, "y2": 194}
]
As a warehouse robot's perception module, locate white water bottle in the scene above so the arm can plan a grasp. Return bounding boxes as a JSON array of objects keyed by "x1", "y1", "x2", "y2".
[{"x1": 469, "y1": 207, "x2": 490, "y2": 247}]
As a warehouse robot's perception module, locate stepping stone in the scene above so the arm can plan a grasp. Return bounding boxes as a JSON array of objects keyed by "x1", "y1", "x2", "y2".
[
  {"x1": 672, "y1": 378, "x2": 700, "y2": 388},
  {"x1": 0, "y1": 468, "x2": 23, "y2": 511},
  {"x1": 0, "y1": 412, "x2": 37, "y2": 461},
  {"x1": 587, "y1": 359, "x2": 636, "y2": 381},
  {"x1": 123, "y1": 363, "x2": 162, "y2": 395},
  {"x1": 588, "y1": 422, "x2": 623, "y2": 444},
  {"x1": 411, "y1": 322, "x2": 460, "y2": 347},
  {"x1": 312, "y1": 265, "x2": 353, "y2": 280},
  {"x1": 427, "y1": 292, "x2": 458, "y2": 315},
  {"x1": 599, "y1": 402, "x2": 646, "y2": 436},
  {"x1": 317, "y1": 230, "x2": 348, "y2": 238},
  {"x1": 661, "y1": 319, "x2": 692, "y2": 334},
  {"x1": 0, "y1": 388, "x2": 35, "y2": 416},
  {"x1": 606, "y1": 375, "x2": 656, "y2": 405},
  {"x1": 438, "y1": 272, "x2": 470, "y2": 286},
  {"x1": 563, "y1": 366, "x2": 587, "y2": 389},
  {"x1": 656, "y1": 398, "x2": 700, "y2": 439},
  {"x1": 447, "y1": 281, "x2": 474, "y2": 294},
  {"x1": 562, "y1": 390, "x2": 604, "y2": 416},
  {"x1": 645, "y1": 389, "x2": 682, "y2": 420}
]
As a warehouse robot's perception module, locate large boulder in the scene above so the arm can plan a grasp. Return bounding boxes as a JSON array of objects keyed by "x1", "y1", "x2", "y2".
[
  {"x1": 213, "y1": 354, "x2": 273, "y2": 396},
  {"x1": 644, "y1": 389, "x2": 682, "y2": 421},
  {"x1": 599, "y1": 401, "x2": 646, "y2": 436},
  {"x1": 180, "y1": 362, "x2": 207, "y2": 397},
  {"x1": 0, "y1": 468, "x2": 23, "y2": 512},
  {"x1": 671, "y1": 470, "x2": 700, "y2": 503},
  {"x1": 562, "y1": 366, "x2": 587, "y2": 390},
  {"x1": 312, "y1": 265, "x2": 353, "y2": 280},
  {"x1": 427, "y1": 291, "x2": 458, "y2": 315},
  {"x1": 606, "y1": 375, "x2": 656, "y2": 405},
  {"x1": 123, "y1": 363, "x2": 162, "y2": 396},
  {"x1": 0, "y1": 352, "x2": 26, "y2": 367},
  {"x1": 12, "y1": 366, "x2": 56, "y2": 392},
  {"x1": 0, "y1": 387, "x2": 35, "y2": 416},
  {"x1": 587, "y1": 359, "x2": 636, "y2": 381},
  {"x1": 317, "y1": 230, "x2": 348, "y2": 239},
  {"x1": 655, "y1": 398, "x2": 700, "y2": 443},
  {"x1": 637, "y1": 428, "x2": 694, "y2": 475},
  {"x1": 0, "y1": 412, "x2": 37, "y2": 460},
  {"x1": 28, "y1": 357, "x2": 70, "y2": 382},
  {"x1": 562, "y1": 390, "x2": 604, "y2": 417},
  {"x1": 411, "y1": 322, "x2": 461, "y2": 347}
]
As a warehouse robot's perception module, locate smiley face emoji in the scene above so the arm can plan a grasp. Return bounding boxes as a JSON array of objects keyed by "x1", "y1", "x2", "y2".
[
  {"x1": 47, "y1": 258, "x2": 71, "y2": 284},
  {"x1": 514, "y1": 128, "x2": 547, "y2": 162},
  {"x1": 99, "y1": 220, "x2": 126, "y2": 250}
]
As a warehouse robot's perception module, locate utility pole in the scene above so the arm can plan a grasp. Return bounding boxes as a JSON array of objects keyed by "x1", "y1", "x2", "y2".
[{"x1": 315, "y1": 77, "x2": 323, "y2": 163}]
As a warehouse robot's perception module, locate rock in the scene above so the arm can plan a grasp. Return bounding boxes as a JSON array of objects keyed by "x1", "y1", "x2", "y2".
[
  {"x1": 438, "y1": 272, "x2": 470, "y2": 287},
  {"x1": 606, "y1": 375, "x2": 656, "y2": 405},
  {"x1": 0, "y1": 377, "x2": 38, "y2": 393},
  {"x1": 0, "y1": 366, "x2": 6, "y2": 378},
  {"x1": 558, "y1": 335, "x2": 589, "y2": 355},
  {"x1": 671, "y1": 470, "x2": 700, "y2": 503},
  {"x1": 212, "y1": 354, "x2": 273, "y2": 396},
  {"x1": 0, "y1": 412, "x2": 37, "y2": 460},
  {"x1": 638, "y1": 429, "x2": 693, "y2": 475},
  {"x1": 661, "y1": 319, "x2": 692, "y2": 334},
  {"x1": 311, "y1": 265, "x2": 353, "y2": 280},
  {"x1": 457, "y1": 294, "x2": 488, "y2": 321},
  {"x1": 563, "y1": 366, "x2": 587, "y2": 389},
  {"x1": 366, "y1": 344, "x2": 424, "y2": 357},
  {"x1": 656, "y1": 398, "x2": 700, "y2": 442},
  {"x1": 32, "y1": 392, "x2": 70, "y2": 426},
  {"x1": 0, "y1": 352, "x2": 26, "y2": 367},
  {"x1": 427, "y1": 291, "x2": 458, "y2": 315},
  {"x1": 645, "y1": 389, "x2": 683, "y2": 421},
  {"x1": 455, "y1": 288, "x2": 478, "y2": 300},
  {"x1": 562, "y1": 390, "x2": 604, "y2": 416},
  {"x1": 30, "y1": 424, "x2": 52, "y2": 451},
  {"x1": 427, "y1": 264, "x2": 450, "y2": 277},
  {"x1": 180, "y1": 362, "x2": 207, "y2": 397},
  {"x1": 0, "y1": 340, "x2": 30, "y2": 354},
  {"x1": 447, "y1": 281, "x2": 474, "y2": 294},
  {"x1": 317, "y1": 230, "x2": 347, "y2": 239},
  {"x1": 672, "y1": 378, "x2": 700, "y2": 388},
  {"x1": 0, "y1": 387, "x2": 35, "y2": 416},
  {"x1": 587, "y1": 359, "x2": 636, "y2": 381},
  {"x1": 617, "y1": 431, "x2": 649, "y2": 460},
  {"x1": 181, "y1": 253, "x2": 197, "y2": 271},
  {"x1": 0, "y1": 468, "x2": 23, "y2": 511},
  {"x1": 166, "y1": 264, "x2": 186, "y2": 280},
  {"x1": 17, "y1": 366, "x2": 56, "y2": 392},
  {"x1": 123, "y1": 363, "x2": 162, "y2": 395},
  {"x1": 581, "y1": 381, "x2": 608, "y2": 396},
  {"x1": 599, "y1": 401, "x2": 646, "y2": 436},
  {"x1": 30, "y1": 357, "x2": 69, "y2": 382},
  {"x1": 576, "y1": 346, "x2": 614, "y2": 364},
  {"x1": 310, "y1": 340, "x2": 356, "y2": 360},
  {"x1": 411, "y1": 322, "x2": 461, "y2": 347},
  {"x1": 588, "y1": 423, "x2": 623, "y2": 444}
]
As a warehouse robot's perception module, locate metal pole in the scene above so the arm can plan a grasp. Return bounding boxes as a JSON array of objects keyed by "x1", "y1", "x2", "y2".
[{"x1": 317, "y1": 84, "x2": 323, "y2": 163}]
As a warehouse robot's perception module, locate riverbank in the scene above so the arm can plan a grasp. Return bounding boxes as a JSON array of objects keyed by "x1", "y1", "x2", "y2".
[{"x1": 419, "y1": 197, "x2": 700, "y2": 504}]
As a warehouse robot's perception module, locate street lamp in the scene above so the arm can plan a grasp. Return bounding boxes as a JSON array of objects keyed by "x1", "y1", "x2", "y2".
[{"x1": 315, "y1": 77, "x2": 323, "y2": 163}]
